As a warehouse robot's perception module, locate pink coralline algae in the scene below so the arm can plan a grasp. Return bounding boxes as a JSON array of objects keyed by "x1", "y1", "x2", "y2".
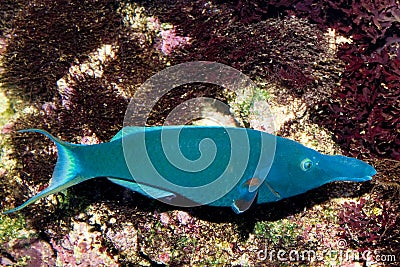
[
  {"x1": 59, "y1": 86, "x2": 75, "y2": 111},
  {"x1": 159, "y1": 212, "x2": 170, "y2": 225},
  {"x1": 50, "y1": 221, "x2": 119, "y2": 267},
  {"x1": 0, "y1": 36, "x2": 8, "y2": 55},
  {"x1": 80, "y1": 134, "x2": 101, "y2": 145},
  {"x1": 1, "y1": 122, "x2": 14, "y2": 134},
  {"x1": 148, "y1": 17, "x2": 161, "y2": 32},
  {"x1": 159, "y1": 252, "x2": 170, "y2": 264},
  {"x1": 176, "y1": 211, "x2": 192, "y2": 225},
  {"x1": 105, "y1": 224, "x2": 138, "y2": 256},
  {"x1": 1, "y1": 238, "x2": 56, "y2": 266},
  {"x1": 156, "y1": 28, "x2": 190, "y2": 56},
  {"x1": 41, "y1": 102, "x2": 57, "y2": 116},
  {"x1": 156, "y1": 211, "x2": 192, "y2": 226}
]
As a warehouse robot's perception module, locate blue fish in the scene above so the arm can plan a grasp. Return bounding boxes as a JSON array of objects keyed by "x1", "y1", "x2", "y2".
[{"x1": 2, "y1": 126, "x2": 376, "y2": 214}]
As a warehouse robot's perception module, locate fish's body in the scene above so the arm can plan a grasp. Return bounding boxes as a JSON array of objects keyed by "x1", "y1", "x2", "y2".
[{"x1": 2, "y1": 126, "x2": 376, "y2": 214}]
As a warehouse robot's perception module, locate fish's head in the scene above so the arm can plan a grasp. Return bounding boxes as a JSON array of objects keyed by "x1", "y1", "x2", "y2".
[{"x1": 258, "y1": 139, "x2": 376, "y2": 202}]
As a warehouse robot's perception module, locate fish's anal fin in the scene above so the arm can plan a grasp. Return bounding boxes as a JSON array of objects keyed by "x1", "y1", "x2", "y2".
[{"x1": 107, "y1": 178, "x2": 176, "y2": 200}]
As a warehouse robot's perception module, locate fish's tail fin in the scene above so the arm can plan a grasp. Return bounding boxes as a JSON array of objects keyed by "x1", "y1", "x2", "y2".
[{"x1": 3, "y1": 129, "x2": 85, "y2": 214}]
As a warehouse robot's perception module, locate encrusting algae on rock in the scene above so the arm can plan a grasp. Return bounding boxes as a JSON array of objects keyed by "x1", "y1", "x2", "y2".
[{"x1": 0, "y1": 0, "x2": 399, "y2": 266}]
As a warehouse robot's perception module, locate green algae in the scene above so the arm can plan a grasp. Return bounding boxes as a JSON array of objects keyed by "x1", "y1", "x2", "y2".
[
  {"x1": 0, "y1": 213, "x2": 28, "y2": 243},
  {"x1": 254, "y1": 219, "x2": 301, "y2": 246},
  {"x1": 0, "y1": 90, "x2": 15, "y2": 127}
]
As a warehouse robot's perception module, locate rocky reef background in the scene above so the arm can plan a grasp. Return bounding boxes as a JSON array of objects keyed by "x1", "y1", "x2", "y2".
[{"x1": 0, "y1": 0, "x2": 399, "y2": 266}]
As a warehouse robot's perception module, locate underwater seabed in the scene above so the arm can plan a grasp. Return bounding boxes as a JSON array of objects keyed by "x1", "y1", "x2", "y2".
[{"x1": 0, "y1": 0, "x2": 399, "y2": 266}]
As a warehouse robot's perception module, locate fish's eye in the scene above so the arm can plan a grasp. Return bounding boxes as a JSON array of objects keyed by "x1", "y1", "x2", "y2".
[{"x1": 300, "y1": 158, "x2": 313, "y2": 171}]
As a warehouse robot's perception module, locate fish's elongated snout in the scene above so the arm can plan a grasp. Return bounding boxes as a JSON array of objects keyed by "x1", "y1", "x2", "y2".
[{"x1": 322, "y1": 155, "x2": 376, "y2": 183}]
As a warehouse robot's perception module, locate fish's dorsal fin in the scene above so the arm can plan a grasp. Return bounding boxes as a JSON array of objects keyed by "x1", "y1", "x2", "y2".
[
  {"x1": 231, "y1": 177, "x2": 262, "y2": 214},
  {"x1": 107, "y1": 178, "x2": 176, "y2": 200},
  {"x1": 111, "y1": 126, "x2": 147, "y2": 141},
  {"x1": 110, "y1": 125, "x2": 212, "y2": 141}
]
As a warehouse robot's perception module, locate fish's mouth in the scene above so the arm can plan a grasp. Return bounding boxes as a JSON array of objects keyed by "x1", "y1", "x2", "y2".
[
  {"x1": 355, "y1": 163, "x2": 377, "y2": 182},
  {"x1": 326, "y1": 174, "x2": 373, "y2": 184},
  {"x1": 333, "y1": 175, "x2": 373, "y2": 183},
  {"x1": 323, "y1": 155, "x2": 377, "y2": 183}
]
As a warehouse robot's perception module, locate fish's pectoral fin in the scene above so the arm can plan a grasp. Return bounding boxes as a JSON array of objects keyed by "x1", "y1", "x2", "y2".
[
  {"x1": 244, "y1": 177, "x2": 263, "y2": 192},
  {"x1": 231, "y1": 190, "x2": 258, "y2": 214},
  {"x1": 107, "y1": 178, "x2": 176, "y2": 200},
  {"x1": 264, "y1": 181, "x2": 281, "y2": 198},
  {"x1": 231, "y1": 177, "x2": 262, "y2": 214}
]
